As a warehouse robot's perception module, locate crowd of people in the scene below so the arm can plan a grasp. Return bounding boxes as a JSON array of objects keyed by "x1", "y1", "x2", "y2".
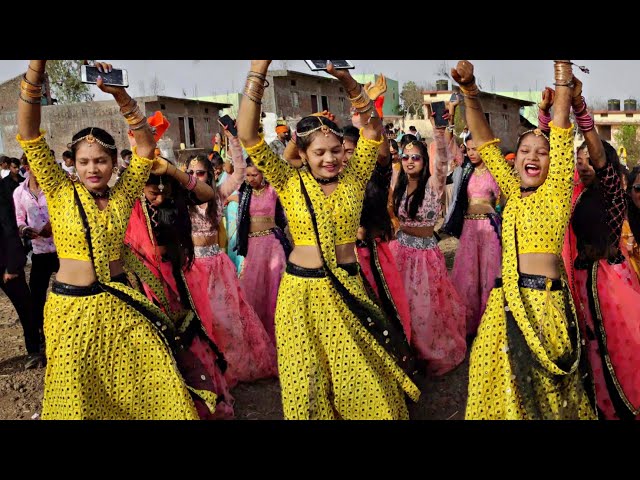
[{"x1": 1, "y1": 59, "x2": 640, "y2": 420}]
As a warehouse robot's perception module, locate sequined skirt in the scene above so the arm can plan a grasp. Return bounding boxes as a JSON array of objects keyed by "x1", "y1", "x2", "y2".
[
  {"x1": 194, "y1": 244, "x2": 222, "y2": 258},
  {"x1": 396, "y1": 231, "x2": 437, "y2": 250}
]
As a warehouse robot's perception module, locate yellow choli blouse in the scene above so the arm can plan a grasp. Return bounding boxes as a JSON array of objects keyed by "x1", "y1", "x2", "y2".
[
  {"x1": 244, "y1": 132, "x2": 383, "y2": 248},
  {"x1": 477, "y1": 122, "x2": 575, "y2": 256},
  {"x1": 17, "y1": 132, "x2": 152, "y2": 276}
]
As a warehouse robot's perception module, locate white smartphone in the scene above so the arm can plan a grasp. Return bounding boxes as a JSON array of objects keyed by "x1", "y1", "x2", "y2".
[
  {"x1": 304, "y1": 60, "x2": 355, "y2": 72},
  {"x1": 81, "y1": 64, "x2": 129, "y2": 88}
]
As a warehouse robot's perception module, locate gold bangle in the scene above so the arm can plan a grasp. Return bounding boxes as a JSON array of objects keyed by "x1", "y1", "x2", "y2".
[
  {"x1": 22, "y1": 74, "x2": 42, "y2": 88},
  {"x1": 18, "y1": 93, "x2": 41, "y2": 105},
  {"x1": 129, "y1": 120, "x2": 148, "y2": 131}
]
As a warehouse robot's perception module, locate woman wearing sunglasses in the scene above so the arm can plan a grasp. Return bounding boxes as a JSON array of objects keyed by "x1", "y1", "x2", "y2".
[
  {"x1": 622, "y1": 166, "x2": 640, "y2": 280},
  {"x1": 561, "y1": 83, "x2": 640, "y2": 420},
  {"x1": 389, "y1": 107, "x2": 467, "y2": 377},
  {"x1": 183, "y1": 129, "x2": 277, "y2": 388}
]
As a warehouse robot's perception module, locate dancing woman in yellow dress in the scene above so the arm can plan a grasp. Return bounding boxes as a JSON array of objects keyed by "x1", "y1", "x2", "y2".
[
  {"x1": 238, "y1": 60, "x2": 419, "y2": 420},
  {"x1": 453, "y1": 60, "x2": 596, "y2": 420},
  {"x1": 17, "y1": 60, "x2": 212, "y2": 419}
]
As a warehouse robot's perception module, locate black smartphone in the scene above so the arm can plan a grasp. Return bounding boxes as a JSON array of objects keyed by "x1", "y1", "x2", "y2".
[
  {"x1": 81, "y1": 65, "x2": 129, "y2": 87},
  {"x1": 304, "y1": 60, "x2": 355, "y2": 72},
  {"x1": 431, "y1": 101, "x2": 449, "y2": 127},
  {"x1": 218, "y1": 114, "x2": 237, "y2": 137}
]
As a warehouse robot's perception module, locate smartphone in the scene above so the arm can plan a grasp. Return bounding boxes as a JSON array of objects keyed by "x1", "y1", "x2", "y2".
[
  {"x1": 431, "y1": 101, "x2": 449, "y2": 128},
  {"x1": 304, "y1": 60, "x2": 355, "y2": 72},
  {"x1": 218, "y1": 114, "x2": 237, "y2": 137},
  {"x1": 81, "y1": 65, "x2": 129, "y2": 88}
]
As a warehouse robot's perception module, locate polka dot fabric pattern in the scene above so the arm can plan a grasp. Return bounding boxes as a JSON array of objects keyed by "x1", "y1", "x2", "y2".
[
  {"x1": 18, "y1": 132, "x2": 153, "y2": 265},
  {"x1": 467, "y1": 123, "x2": 597, "y2": 420},
  {"x1": 42, "y1": 290, "x2": 199, "y2": 420},
  {"x1": 275, "y1": 272, "x2": 419, "y2": 420},
  {"x1": 465, "y1": 286, "x2": 596, "y2": 420},
  {"x1": 18, "y1": 133, "x2": 201, "y2": 419},
  {"x1": 477, "y1": 122, "x2": 575, "y2": 256},
  {"x1": 244, "y1": 134, "x2": 383, "y2": 247}
]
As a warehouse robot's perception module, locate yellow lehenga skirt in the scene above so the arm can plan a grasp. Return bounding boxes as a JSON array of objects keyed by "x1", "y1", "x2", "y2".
[
  {"x1": 274, "y1": 267, "x2": 420, "y2": 420},
  {"x1": 465, "y1": 284, "x2": 596, "y2": 420},
  {"x1": 42, "y1": 280, "x2": 201, "y2": 420}
]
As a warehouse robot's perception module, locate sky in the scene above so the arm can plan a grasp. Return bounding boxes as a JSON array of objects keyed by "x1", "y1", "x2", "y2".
[{"x1": 1, "y1": 60, "x2": 638, "y2": 105}]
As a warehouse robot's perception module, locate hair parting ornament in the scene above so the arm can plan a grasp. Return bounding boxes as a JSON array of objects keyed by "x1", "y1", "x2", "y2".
[
  {"x1": 296, "y1": 116, "x2": 343, "y2": 139},
  {"x1": 68, "y1": 127, "x2": 117, "y2": 150},
  {"x1": 518, "y1": 128, "x2": 549, "y2": 145}
]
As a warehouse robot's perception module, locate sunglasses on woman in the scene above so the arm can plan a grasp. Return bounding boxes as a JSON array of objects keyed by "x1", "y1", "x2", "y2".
[
  {"x1": 401, "y1": 154, "x2": 423, "y2": 161},
  {"x1": 633, "y1": 184, "x2": 640, "y2": 192},
  {"x1": 187, "y1": 170, "x2": 208, "y2": 177}
]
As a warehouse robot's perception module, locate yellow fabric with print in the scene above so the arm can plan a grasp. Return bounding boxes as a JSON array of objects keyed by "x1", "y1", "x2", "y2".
[
  {"x1": 244, "y1": 134, "x2": 420, "y2": 420},
  {"x1": 465, "y1": 123, "x2": 596, "y2": 420},
  {"x1": 18, "y1": 133, "x2": 203, "y2": 420}
]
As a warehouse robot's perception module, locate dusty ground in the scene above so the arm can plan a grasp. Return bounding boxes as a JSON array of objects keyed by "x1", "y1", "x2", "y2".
[{"x1": 0, "y1": 235, "x2": 467, "y2": 420}]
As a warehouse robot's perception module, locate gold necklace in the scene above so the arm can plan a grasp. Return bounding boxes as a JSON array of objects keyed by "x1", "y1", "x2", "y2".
[
  {"x1": 252, "y1": 186, "x2": 267, "y2": 196},
  {"x1": 474, "y1": 165, "x2": 488, "y2": 176}
]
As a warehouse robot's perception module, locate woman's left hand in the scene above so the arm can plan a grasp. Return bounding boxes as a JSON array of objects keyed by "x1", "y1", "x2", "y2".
[
  {"x1": 365, "y1": 74, "x2": 387, "y2": 100},
  {"x1": 91, "y1": 61, "x2": 126, "y2": 98}
]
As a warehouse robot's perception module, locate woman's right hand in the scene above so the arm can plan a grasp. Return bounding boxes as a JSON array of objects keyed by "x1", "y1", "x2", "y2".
[
  {"x1": 250, "y1": 60, "x2": 272, "y2": 72},
  {"x1": 451, "y1": 60, "x2": 475, "y2": 85}
]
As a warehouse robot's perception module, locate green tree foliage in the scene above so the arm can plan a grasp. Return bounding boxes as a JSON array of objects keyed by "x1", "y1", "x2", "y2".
[
  {"x1": 46, "y1": 60, "x2": 94, "y2": 104},
  {"x1": 400, "y1": 81, "x2": 425, "y2": 119},
  {"x1": 614, "y1": 124, "x2": 639, "y2": 168}
]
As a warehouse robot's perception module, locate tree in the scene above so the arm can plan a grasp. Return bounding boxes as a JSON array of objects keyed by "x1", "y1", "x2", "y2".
[
  {"x1": 400, "y1": 81, "x2": 425, "y2": 119},
  {"x1": 46, "y1": 60, "x2": 93, "y2": 104},
  {"x1": 149, "y1": 74, "x2": 165, "y2": 96},
  {"x1": 614, "y1": 124, "x2": 640, "y2": 168}
]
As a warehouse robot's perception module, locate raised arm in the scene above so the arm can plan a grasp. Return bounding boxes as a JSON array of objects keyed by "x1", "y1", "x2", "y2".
[
  {"x1": 218, "y1": 134, "x2": 246, "y2": 199},
  {"x1": 452, "y1": 60, "x2": 518, "y2": 198},
  {"x1": 541, "y1": 61, "x2": 576, "y2": 195},
  {"x1": 427, "y1": 125, "x2": 452, "y2": 198},
  {"x1": 17, "y1": 60, "x2": 68, "y2": 195},
  {"x1": 238, "y1": 60, "x2": 294, "y2": 190}
]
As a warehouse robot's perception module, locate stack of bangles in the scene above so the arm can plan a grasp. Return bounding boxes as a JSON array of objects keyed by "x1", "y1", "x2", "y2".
[
  {"x1": 19, "y1": 73, "x2": 44, "y2": 105},
  {"x1": 538, "y1": 107, "x2": 551, "y2": 132},
  {"x1": 572, "y1": 95, "x2": 594, "y2": 132},
  {"x1": 120, "y1": 98, "x2": 148, "y2": 131},
  {"x1": 348, "y1": 84, "x2": 376, "y2": 120},
  {"x1": 553, "y1": 60, "x2": 574, "y2": 88},
  {"x1": 243, "y1": 71, "x2": 269, "y2": 105},
  {"x1": 459, "y1": 77, "x2": 480, "y2": 99}
]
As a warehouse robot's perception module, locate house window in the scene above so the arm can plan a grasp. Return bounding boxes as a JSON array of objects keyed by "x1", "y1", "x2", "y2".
[
  {"x1": 339, "y1": 87, "x2": 344, "y2": 93},
  {"x1": 503, "y1": 103, "x2": 508, "y2": 110},
  {"x1": 188, "y1": 117, "x2": 196, "y2": 147},
  {"x1": 292, "y1": 92, "x2": 299, "y2": 108},
  {"x1": 204, "y1": 117, "x2": 210, "y2": 133},
  {"x1": 178, "y1": 117, "x2": 186, "y2": 146},
  {"x1": 321, "y1": 95, "x2": 329, "y2": 111},
  {"x1": 485, "y1": 113, "x2": 491, "y2": 126},
  {"x1": 311, "y1": 94, "x2": 318, "y2": 112},
  {"x1": 627, "y1": 113, "x2": 633, "y2": 118},
  {"x1": 598, "y1": 125, "x2": 611, "y2": 141},
  {"x1": 291, "y1": 80, "x2": 297, "y2": 87},
  {"x1": 204, "y1": 108, "x2": 209, "y2": 114},
  {"x1": 160, "y1": 103, "x2": 166, "y2": 110},
  {"x1": 339, "y1": 97, "x2": 345, "y2": 112},
  {"x1": 503, "y1": 114, "x2": 508, "y2": 129}
]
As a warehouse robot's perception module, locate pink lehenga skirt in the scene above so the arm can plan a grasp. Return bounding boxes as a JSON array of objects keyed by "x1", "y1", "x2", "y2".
[
  {"x1": 184, "y1": 244, "x2": 278, "y2": 388},
  {"x1": 573, "y1": 259, "x2": 640, "y2": 420},
  {"x1": 357, "y1": 239, "x2": 412, "y2": 343},
  {"x1": 389, "y1": 231, "x2": 467, "y2": 376},
  {"x1": 239, "y1": 231, "x2": 287, "y2": 345},
  {"x1": 450, "y1": 216, "x2": 502, "y2": 337}
]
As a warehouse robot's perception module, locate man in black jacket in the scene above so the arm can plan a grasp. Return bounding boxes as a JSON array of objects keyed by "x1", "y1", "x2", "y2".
[{"x1": 0, "y1": 183, "x2": 40, "y2": 369}]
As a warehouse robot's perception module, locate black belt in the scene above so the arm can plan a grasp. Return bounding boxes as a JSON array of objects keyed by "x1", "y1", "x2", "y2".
[
  {"x1": 286, "y1": 262, "x2": 359, "y2": 278},
  {"x1": 52, "y1": 273, "x2": 129, "y2": 297},
  {"x1": 494, "y1": 273, "x2": 562, "y2": 291}
]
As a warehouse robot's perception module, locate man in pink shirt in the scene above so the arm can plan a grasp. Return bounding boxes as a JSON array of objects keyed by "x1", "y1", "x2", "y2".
[{"x1": 13, "y1": 158, "x2": 59, "y2": 369}]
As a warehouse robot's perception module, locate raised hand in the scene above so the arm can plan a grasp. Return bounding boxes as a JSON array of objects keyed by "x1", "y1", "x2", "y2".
[
  {"x1": 92, "y1": 62, "x2": 126, "y2": 98},
  {"x1": 312, "y1": 110, "x2": 336, "y2": 122},
  {"x1": 151, "y1": 157, "x2": 169, "y2": 175},
  {"x1": 451, "y1": 60, "x2": 475, "y2": 85},
  {"x1": 365, "y1": 74, "x2": 387, "y2": 100},
  {"x1": 538, "y1": 87, "x2": 555, "y2": 112}
]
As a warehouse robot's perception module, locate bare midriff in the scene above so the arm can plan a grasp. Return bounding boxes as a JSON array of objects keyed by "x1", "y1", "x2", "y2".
[
  {"x1": 55, "y1": 258, "x2": 125, "y2": 286},
  {"x1": 400, "y1": 225, "x2": 435, "y2": 238},
  {"x1": 192, "y1": 234, "x2": 219, "y2": 247},
  {"x1": 288, "y1": 243, "x2": 357, "y2": 269},
  {"x1": 249, "y1": 215, "x2": 276, "y2": 233},
  {"x1": 518, "y1": 253, "x2": 561, "y2": 280}
]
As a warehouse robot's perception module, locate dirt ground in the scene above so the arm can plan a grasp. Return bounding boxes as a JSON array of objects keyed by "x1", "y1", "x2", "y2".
[{"x1": 0, "y1": 235, "x2": 468, "y2": 420}]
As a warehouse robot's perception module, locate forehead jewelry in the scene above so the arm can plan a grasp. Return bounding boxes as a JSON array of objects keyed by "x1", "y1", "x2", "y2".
[
  {"x1": 68, "y1": 127, "x2": 117, "y2": 150},
  {"x1": 297, "y1": 116, "x2": 343, "y2": 138}
]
